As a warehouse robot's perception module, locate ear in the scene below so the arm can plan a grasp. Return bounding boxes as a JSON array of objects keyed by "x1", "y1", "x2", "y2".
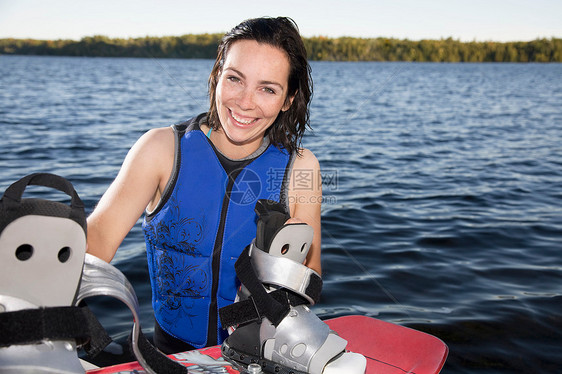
[{"x1": 282, "y1": 91, "x2": 296, "y2": 112}]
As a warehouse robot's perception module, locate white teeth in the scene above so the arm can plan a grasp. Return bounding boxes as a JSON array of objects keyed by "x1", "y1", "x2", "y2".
[{"x1": 231, "y1": 112, "x2": 256, "y2": 124}]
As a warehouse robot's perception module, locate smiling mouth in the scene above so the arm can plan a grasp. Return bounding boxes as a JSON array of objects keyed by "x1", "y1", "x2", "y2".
[{"x1": 230, "y1": 110, "x2": 258, "y2": 125}]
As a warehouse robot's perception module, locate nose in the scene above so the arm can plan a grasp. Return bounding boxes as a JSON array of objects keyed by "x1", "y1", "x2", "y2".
[{"x1": 236, "y1": 87, "x2": 256, "y2": 110}]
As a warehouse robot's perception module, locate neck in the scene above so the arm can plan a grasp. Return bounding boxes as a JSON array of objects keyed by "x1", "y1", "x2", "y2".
[{"x1": 210, "y1": 129, "x2": 265, "y2": 160}]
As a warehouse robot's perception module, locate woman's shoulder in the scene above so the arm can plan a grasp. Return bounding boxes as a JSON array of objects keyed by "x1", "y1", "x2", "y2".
[
  {"x1": 143, "y1": 126, "x2": 175, "y2": 141},
  {"x1": 127, "y1": 127, "x2": 175, "y2": 170},
  {"x1": 293, "y1": 148, "x2": 320, "y2": 170},
  {"x1": 139, "y1": 117, "x2": 207, "y2": 157},
  {"x1": 136, "y1": 126, "x2": 174, "y2": 151}
]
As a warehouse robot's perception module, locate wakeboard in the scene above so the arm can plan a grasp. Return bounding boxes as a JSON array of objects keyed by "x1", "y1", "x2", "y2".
[{"x1": 87, "y1": 315, "x2": 448, "y2": 374}]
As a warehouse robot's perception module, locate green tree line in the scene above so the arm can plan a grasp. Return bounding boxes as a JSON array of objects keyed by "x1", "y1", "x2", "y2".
[{"x1": 1, "y1": 34, "x2": 561, "y2": 62}]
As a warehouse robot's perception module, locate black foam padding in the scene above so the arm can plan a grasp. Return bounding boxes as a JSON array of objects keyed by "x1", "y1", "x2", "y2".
[
  {"x1": 254, "y1": 199, "x2": 290, "y2": 252},
  {"x1": 305, "y1": 273, "x2": 323, "y2": 303},
  {"x1": 223, "y1": 321, "x2": 261, "y2": 357}
]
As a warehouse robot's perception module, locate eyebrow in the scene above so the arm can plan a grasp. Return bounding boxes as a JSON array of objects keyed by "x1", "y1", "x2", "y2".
[{"x1": 225, "y1": 67, "x2": 285, "y2": 90}]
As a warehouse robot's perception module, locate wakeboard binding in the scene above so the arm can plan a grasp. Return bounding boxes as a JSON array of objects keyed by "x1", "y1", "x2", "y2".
[
  {"x1": 0, "y1": 173, "x2": 95, "y2": 373},
  {"x1": 0, "y1": 173, "x2": 187, "y2": 374},
  {"x1": 219, "y1": 200, "x2": 366, "y2": 374}
]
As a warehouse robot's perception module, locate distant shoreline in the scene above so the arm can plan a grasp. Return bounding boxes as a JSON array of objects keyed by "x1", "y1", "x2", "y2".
[{"x1": 1, "y1": 34, "x2": 560, "y2": 62}]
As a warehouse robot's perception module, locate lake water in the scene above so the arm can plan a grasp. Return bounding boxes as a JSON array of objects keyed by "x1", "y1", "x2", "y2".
[{"x1": 1, "y1": 55, "x2": 561, "y2": 373}]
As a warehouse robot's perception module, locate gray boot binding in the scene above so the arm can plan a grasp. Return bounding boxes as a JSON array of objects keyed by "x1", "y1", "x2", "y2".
[
  {"x1": 0, "y1": 173, "x2": 190, "y2": 373},
  {"x1": 219, "y1": 200, "x2": 366, "y2": 374},
  {"x1": 0, "y1": 173, "x2": 96, "y2": 373}
]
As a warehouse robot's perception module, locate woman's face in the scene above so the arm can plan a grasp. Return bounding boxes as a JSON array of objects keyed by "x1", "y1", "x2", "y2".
[{"x1": 215, "y1": 39, "x2": 293, "y2": 155}]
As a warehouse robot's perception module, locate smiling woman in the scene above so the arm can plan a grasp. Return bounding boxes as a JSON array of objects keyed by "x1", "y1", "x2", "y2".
[
  {"x1": 211, "y1": 40, "x2": 293, "y2": 158},
  {"x1": 85, "y1": 17, "x2": 323, "y2": 361},
  {"x1": 207, "y1": 17, "x2": 313, "y2": 156}
]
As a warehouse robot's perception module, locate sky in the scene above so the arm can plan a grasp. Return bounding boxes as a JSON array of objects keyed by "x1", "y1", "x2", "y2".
[{"x1": 0, "y1": 0, "x2": 561, "y2": 42}]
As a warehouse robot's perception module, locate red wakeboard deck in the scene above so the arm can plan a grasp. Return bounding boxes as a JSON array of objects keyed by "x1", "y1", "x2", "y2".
[
  {"x1": 87, "y1": 345, "x2": 238, "y2": 374},
  {"x1": 87, "y1": 315, "x2": 448, "y2": 374},
  {"x1": 327, "y1": 315, "x2": 448, "y2": 374}
]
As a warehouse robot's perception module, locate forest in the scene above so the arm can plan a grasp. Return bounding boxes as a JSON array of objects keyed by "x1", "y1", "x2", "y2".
[{"x1": 1, "y1": 34, "x2": 561, "y2": 62}]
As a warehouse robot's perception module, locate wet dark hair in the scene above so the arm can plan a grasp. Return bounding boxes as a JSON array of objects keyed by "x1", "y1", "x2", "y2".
[{"x1": 208, "y1": 17, "x2": 313, "y2": 155}]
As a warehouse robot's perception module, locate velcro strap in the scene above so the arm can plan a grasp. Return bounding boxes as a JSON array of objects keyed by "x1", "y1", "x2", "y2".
[
  {"x1": 251, "y1": 245, "x2": 323, "y2": 304},
  {"x1": 226, "y1": 245, "x2": 291, "y2": 327},
  {"x1": 219, "y1": 243, "x2": 323, "y2": 329},
  {"x1": 219, "y1": 288, "x2": 312, "y2": 328},
  {"x1": 0, "y1": 305, "x2": 111, "y2": 357},
  {"x1": 131, "y1": 329, "x2": 187, "y2": 374}
]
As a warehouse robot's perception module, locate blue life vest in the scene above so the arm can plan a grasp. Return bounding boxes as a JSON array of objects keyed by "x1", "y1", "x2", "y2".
[{"x1": 143, "y1": 114, "x2": 293, "y2": 348}]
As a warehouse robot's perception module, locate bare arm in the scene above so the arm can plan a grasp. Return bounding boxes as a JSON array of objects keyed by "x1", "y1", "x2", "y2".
[
  {"x1": 288, "y1": 148, "x2": 322, "y2": 275},
  {"x1": 86, "y1": 127, "x2": 174, "y2": 263}
]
